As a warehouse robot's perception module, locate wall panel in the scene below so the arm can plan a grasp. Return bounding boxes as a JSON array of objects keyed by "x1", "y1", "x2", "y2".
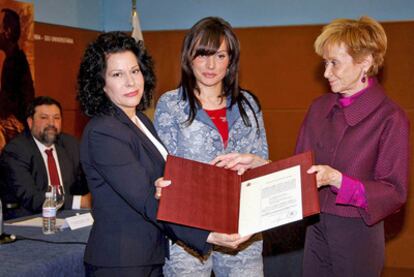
[{"x1": 34, "y1": 23, "x2": 100, "y2": 136}]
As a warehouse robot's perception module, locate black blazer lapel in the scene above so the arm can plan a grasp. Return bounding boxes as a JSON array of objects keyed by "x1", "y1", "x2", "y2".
[
  {"x1": 27, "y1": 134, "x2": 49, "y2": 191},
  {"x1": 137, "y1": 112, "x2": 167, "y2": 149},
  {"x1": 115, "y1": 109, "x2": 166, "y2": 166},
  {"x1": 54, "y1": 141, "x2": 76, "y2": 209},
  {"x1": 55, "y1": 144, "x2": 71, "y2": 188}
]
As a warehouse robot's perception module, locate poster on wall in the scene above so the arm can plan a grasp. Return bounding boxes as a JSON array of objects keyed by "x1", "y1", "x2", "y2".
[{"x1": 0, "y1": 0, "x2": 34, "y2": 151}]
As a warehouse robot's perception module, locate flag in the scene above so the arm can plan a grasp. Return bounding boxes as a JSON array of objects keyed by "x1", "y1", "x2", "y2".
[{"x1": 131, "y1": 8, "x2": 143, "y2": 42}]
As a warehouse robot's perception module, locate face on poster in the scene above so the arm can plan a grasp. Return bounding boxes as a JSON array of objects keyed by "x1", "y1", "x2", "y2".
[{"x1": 0, "y1": 0, "x2": 34, "y2": 84}]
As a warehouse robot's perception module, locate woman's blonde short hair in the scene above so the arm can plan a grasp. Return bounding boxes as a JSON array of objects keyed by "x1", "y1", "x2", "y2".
[{"x1": 314, "y1": 16, "x2": 387, "y2": 76}]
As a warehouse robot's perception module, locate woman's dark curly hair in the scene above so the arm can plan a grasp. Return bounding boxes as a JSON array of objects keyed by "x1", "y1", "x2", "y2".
[{"x1": 77, "y1": 31, "x2": 156, "y2": 117}]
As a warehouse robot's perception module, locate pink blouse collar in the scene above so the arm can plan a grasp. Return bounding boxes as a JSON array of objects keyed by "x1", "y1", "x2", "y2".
[{"x1": 339, "y1": 78, "x2": 374, "y2": 107}]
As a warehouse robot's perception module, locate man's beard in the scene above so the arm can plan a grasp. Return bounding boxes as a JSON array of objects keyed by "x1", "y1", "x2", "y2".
[{"x1": 39, "y1": 126, "x2": 59, "y2": 145}]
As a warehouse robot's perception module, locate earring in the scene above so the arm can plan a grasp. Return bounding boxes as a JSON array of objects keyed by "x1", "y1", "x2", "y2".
[{"x1": 361, "y1": 72, "x2": 367, "y2": 83}]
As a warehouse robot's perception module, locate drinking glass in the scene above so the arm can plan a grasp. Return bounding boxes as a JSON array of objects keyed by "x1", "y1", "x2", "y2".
[{"x1": 51, "y1": 185, "x2": 65, "y2": 210}]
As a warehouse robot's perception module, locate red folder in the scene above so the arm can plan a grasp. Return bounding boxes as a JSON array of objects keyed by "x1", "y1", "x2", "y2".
[{"x1": 157, "y1": 151, "x2": 319, "y2": 233}]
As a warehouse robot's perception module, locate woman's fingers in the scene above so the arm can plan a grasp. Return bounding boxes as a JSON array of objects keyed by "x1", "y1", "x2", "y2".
[
  {"x1": 154, "y1": 178, "x2": 171, "y2": 199},
  {"x1": 307, "y1": 165, "x2": 342, "y2": 188}
]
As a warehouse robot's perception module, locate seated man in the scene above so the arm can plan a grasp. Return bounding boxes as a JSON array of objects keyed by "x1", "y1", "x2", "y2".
[{"x1": 0, "y1": 96, "x2": 90, "y2": 219}]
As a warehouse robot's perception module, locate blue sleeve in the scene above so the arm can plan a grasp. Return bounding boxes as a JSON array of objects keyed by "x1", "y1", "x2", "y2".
[{"x1": 154, "y1": 94, "x2": 179, "y2": 155}]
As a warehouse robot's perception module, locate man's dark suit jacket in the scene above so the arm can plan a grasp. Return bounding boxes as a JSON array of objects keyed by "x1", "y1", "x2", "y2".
[
  {"x1": 0, "y1": 130, "x2": 89, "y2": 219},
  {"x1": 80, "y1": 107, "x2": 210, "y2": 267}
]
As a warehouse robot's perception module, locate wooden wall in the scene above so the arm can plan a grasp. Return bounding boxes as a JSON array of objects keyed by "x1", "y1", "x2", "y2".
[
  {"x1": 34, "y1": 23, "x2": 98, "y2": 138},
  {"x1": 34, "y1": 21, "x2": 414, "y2": 269}
]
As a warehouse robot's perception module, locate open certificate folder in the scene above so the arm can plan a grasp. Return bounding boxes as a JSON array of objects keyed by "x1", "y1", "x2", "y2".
[{"x1": 157, "y1": 151, "x2": 319, "y2": 236}]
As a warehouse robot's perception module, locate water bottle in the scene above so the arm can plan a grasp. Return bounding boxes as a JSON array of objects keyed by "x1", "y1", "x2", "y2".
[{"x1": 42, "y1": 192, "x2": 56, "y2": 234}]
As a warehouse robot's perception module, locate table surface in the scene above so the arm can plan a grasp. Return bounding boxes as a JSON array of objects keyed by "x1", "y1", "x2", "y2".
[{"x1": 1, "y1": 210, "x2": 91, "y2": 277}]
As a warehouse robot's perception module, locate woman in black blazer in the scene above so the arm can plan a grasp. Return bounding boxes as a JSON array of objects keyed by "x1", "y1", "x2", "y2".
[{"x1": 77, "y1": 32, "x2": 245, "y2": 277}]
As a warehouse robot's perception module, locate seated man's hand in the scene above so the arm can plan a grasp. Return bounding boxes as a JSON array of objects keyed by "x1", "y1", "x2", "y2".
[{"x1": 80, "y1": 192, "x2": 92, "y2": 209}]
